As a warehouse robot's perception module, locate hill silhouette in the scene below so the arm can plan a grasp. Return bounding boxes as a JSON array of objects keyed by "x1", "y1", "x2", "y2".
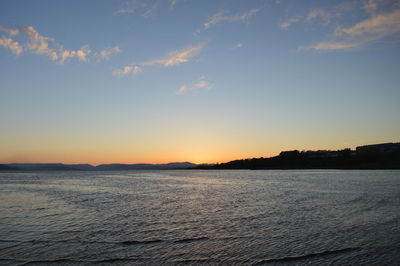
[
  {"x1": 196, "y1": 142, "x2": 400, "y2": 170},
  {"x1": 0, "y1": 162, "x2": 196, "y2": 171}
]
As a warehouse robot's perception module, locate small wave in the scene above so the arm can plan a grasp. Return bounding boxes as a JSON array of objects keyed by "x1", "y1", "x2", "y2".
[
  {"x1": 0, "y1": 243, "x2": 21, "y2": 252},
  {"x1": 217, "y1": 235, "x2": 254, "y2": 241},
  {"x1": 89, "y1": 258, "x2": 147, "y2": 263},
  {"x1": 172, "y1": 257, "x2": 247, "y2": 264},
  {"x1": 1, "y1": 236, "x2": 212, "y2": 247},
  {"x1": 20, "y1": 257, "x2": 153, "y2": 265},
  {"x1": 21, "y1": 259, "x2": 79, "y2": 265},
  {"x1": 346, "y1": 195, "x2": 365, "y2": 204},
  {"x1": 174, "y1": 237, "x2": 209, "y2": 243},
  {"x1": 172, "y1": 258, "x2": 215, "y2": 263},
  {"x1": 120, "y1": 239, "x2": 163, "y2": 245},
  {"x1": 255, "y1": 247, "x2": 360, "y2": 264},
  {"x1": 0, "y1": 238, "x2": 163, "y2": 246},
  {"x1": 0, "y1": 259, "x2": 26, "y2": 265}
]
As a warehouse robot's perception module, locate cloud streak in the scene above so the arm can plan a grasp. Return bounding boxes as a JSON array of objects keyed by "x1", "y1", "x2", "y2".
[
  {"x1": 280, "y1": 1, "x2": 358, "y2": 30},
  {"x1": 363, "y1": 0, "x2": 383, "y2": 14},
  {"x1": 304, "y1": 8, "x2": 400, "y2": 51},
  {"x1": 114, "y1": 0, "x2": 163, "y2": 18},
  {"x1": 280, "y1": 7, "x2": 340, "y2": 30},
  {"x1": 233, "y1": 42, "x2": 243, "y2": 49},
  {"x1": 114, "y1": 0, "x2": 146, "y2": 15},
  {"x1": 280, "y1": 17, "x2": 301, "y2": 29},
  {"x1": 0, "y1": 25, "x2": 121, "y2": 64},
  {"x1": 337, "y1": 9, "x2": 400, "y2": 37},
  {"x1": 113, "y1": 65, "x2": 142, "y2": 76},
  {"x1": 95, "y1": 46, "x2": 122, "y2": 61},
  {"x1": 202, "y1": 8, "x2": 262, "y2": 30},
  {"x1": 169, "y1": 0, "x2": 180, "y2": 9},
  {"x1": 305, "y1": 8, "x2": 331, "y2": 23},
  {"x1": 0, "y1": 25, "x2": 19, "y2": 36},
  {"x1": 58, "y1": 45, "x2": 92, "y2": 64},
  {"x1": 142, "y1": 43, "x2": 204, "y2": 67},
  {"x1": 175, "y1": 77, "x2": 213, "y2": 95},
  {"x1": 302, "y1": 41, "x2": 361, "y2": 51},
  {"x1": 114, "y1": 43, "x2": 205, "y2": 76},
  {"x1": 0, "y1": 37, "x2": 23, "y2": 55}
]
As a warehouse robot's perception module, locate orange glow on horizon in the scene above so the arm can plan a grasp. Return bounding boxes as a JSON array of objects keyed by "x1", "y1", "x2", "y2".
[
  {"x1": 0, "y1": 148, "x2": 281, "y2": 165},
  {"x1": 1, "y1": 126, "x2": 391, "y2": 165}
]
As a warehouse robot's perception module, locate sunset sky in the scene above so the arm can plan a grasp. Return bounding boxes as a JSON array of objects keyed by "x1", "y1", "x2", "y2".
[{"x1": 1, "y1": 0, "x2": 399, "y2": 164}]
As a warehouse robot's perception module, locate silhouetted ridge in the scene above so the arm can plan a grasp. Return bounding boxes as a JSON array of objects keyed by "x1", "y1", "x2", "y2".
[{"x1": 197, "y1": 142, "x2": 400, "y2": 170}]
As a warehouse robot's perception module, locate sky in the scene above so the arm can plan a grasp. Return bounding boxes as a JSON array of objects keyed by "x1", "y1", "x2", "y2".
[{"x1": 0, "y1": 0, "x2": 399, "y2": 165}]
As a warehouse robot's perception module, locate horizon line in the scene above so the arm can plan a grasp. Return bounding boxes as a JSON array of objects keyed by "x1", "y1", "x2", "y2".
[{"x1": 2, "y1": 141, "x2": 398, "y2": 166}]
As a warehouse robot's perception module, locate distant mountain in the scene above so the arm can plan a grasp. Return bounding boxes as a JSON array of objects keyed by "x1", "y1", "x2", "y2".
[
  {"x1": 95, "y1": 162, "x2": 196, "y2": 170},
  {"x1": 0, "y1": 164, "x2": 15, "y2": 171},
  {"x1": 0, "y1": 162, "x2": 197, "y2": 171},
  {"x1": 4, "y1": 163, "x2": 96, "y2": 171}
]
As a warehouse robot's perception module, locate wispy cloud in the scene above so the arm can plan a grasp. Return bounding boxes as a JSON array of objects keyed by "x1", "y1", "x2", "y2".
[
  {"x1": 305, "y1": 8, "x2": 332, "y2": 24},
  {"x1": 169, "y1": 0, "x2": 183, "y2": 9},
  {"x1": 114, "y1": 0, "x2": 160, "y2": 18},
  {"x1": 280, "y1": 17, "x2": 301, "y2": 29},
  {"x1": 233, "y1": 42, "x2": 243, "y2": 49},
  {"x1": 302, "y1": 41, "x2": 361, "y2": 51},
  {"x1": 114, "y1": 0, "x2": 145, "y2": 15},
  {"x1": 175, "y1": 77, "x2": 213, "y2": 95},
  {"x1": 19, "y1": 26, "x2": 58, "y2": 60},
  {"x1": 337, "y1": 8, "x2": 400, "y2": 37},
  {"x1": 304, "y1": 8, "x2": 400, "y2": 51},
  {"x1": 113, "y1": 65, "x2": 142, "y2": 76},
  {"x1": 280, "y1": 7, "x2": 337, "y2": 29},
  {"x1": 142, "y1": 43, "x2": 204, "y2": 67},
  {"x1": 280, "y1": 2, "x2": 357, "y2": 30},
  {"x1": 114, "y1": 43, "x2": 205, "y2": 76},
  {"x1": 202, "y1": 8, "x2": 262, "y2": 31},
  {"x1": 170, "y1": 0, "x2": 178, "y2": 9},
  {"x1": 58, "y1": 45, "x2": 92, "y2": 64},
  {"x1": 0, "y1": 25, "x2": 121, "y2": 64},
  {"x1": 363, "y1": 0, "x2": 386, "y2": 14},
  {"x1": 175, "y1": 84, "x2": 191, "y2": 95},
  {"x1": 142, "y1": 3, "x2": 158, "y2": 18},
  {"x1": 0, "y1": 37, "x2": 23, "y2": 55},
  {"x1": 0, "y1": 25, "x2": 19, "y2": 36},
  {"x1": 0, "y1": 26, "x2": 60, "y2": 61},
  {"x1": 114, "y1": 7, "x2": 135, "y2": 14},
  {"x1": 94, "y1": 46, "x2": 122, "y2": 61},
  {"x1": 115, "y1": 0, "x2": 184, "y2": 16}
]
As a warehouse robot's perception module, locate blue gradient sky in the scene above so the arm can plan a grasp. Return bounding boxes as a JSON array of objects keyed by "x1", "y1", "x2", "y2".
[{"x1": 1, "y1": 0, "x2": 399, "y2": 164}]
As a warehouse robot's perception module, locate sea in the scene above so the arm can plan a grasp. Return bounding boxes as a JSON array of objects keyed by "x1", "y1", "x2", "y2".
[{"x1": 0, "y1": 170, "x2": 399, "y2": 265}]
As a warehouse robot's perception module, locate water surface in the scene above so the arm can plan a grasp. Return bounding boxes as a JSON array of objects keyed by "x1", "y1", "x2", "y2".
[{"x1": 0, "y1": 170, "x2": 399, "y2": 265}]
